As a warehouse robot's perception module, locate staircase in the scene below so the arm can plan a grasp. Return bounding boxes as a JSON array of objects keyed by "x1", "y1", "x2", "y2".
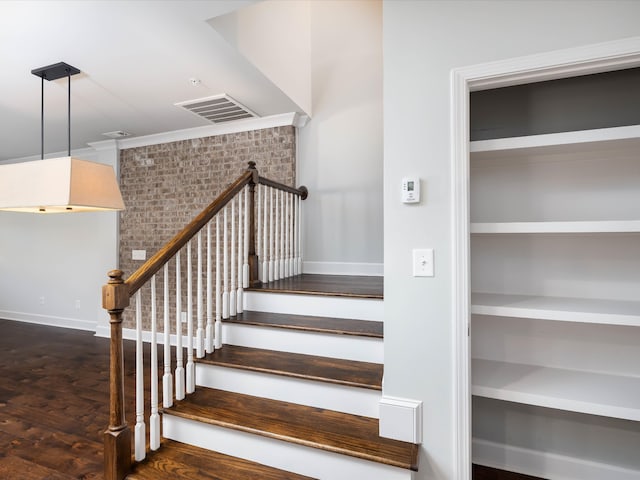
[
  {"x1": 126, "y1": 274, "x2": 418, "y2": 479},
  {"x1": 101, "y1": 164, "x2": 419, "y2": 479}
]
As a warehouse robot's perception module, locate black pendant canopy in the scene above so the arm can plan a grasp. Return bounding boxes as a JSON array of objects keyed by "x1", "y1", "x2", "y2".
[{"x1": 31, "y1": 62, "x2": 80, "y2": 81}]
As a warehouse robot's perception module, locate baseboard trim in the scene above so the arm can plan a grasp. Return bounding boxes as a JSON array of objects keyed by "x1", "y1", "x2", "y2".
[
  {"x1": 0, "y1": 310, "x2": 96, "y2": 331},
  {"x1": 473, "y1": 438, "x2": 640, "y2": 480},
  {"x1": 379, "y1": 396, "x2": 422, "y2": 444},
  {"x1": 302, "y1": 261, "x2": 383, "y2": 276}
]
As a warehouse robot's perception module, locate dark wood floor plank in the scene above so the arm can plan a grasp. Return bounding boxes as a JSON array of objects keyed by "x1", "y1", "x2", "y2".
[
  {"x1": 200, "y1": 345, "x2": 383, "y2": 390},
  {"x1": 0, "y1": 455, "x2": 76, "y2": 480},
  {"x1": 247, "y1": 274, "x2": 384, "y2": 299},
  {"x1": 473, "y1": 464, "x2": 546, "y2": 480},
  {"x1": 165, "y1": 388, "x2": 418, "y2": 471},
  {"x1": 228, "y1": 310, "x2": 383, "y2": 338}
]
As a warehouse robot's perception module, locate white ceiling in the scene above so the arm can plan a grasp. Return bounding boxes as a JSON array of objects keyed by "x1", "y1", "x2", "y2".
[{"x1": 0, "y1": 0, "x2": 300, "y2": 161}]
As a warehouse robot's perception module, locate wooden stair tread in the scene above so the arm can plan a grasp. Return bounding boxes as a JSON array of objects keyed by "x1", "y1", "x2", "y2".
[
  {"x1": 165, "y1": 388, "x2": 419, "y2": 471},
  {"x1": 227, "y1": 310, "x2": 383, "y2": 338},
  {"x1": 247, "y1": 274, "x2": 383, "y2": 299},
  {"x1": 126, "y1": 439, "x2": 316, "y2": 480},
  {"x1": 199, "y1": 345, "x2": 383, "y2": 390}
]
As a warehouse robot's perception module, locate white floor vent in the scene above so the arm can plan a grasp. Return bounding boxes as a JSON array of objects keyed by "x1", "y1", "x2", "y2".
[{"x1": 175, "y1": 94, "x2": 258, "y2": 124}]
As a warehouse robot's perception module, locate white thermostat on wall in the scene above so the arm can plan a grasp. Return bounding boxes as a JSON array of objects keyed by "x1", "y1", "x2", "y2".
[{"x1": 401, "y1": 177, "x2": 420, "y2": 203}]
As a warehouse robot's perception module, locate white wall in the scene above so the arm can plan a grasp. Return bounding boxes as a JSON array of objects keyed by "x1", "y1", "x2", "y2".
[
  {"x1": 382, "y1": 1, "x2": 640, "y2": 478},
  {"x1": 297, "y1": 0, "x2": 383, "y2": 272},
  {"x1": 0, "y1": 145, "x2": 119, "y2": 331}
]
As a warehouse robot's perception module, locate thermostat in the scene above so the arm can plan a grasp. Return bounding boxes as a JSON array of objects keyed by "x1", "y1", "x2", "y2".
[{"x1": 401, "y1": 177, "x2": 420, "y2": 203}]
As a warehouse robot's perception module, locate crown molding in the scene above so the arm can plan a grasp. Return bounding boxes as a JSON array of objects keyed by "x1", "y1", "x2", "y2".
[{"x1": 115, "y1": 112, "x2": 302, "y2": 150}]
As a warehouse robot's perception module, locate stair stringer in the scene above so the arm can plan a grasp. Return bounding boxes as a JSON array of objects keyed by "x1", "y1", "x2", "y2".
[
  {"x1": 222, "y1": 322, "x2": 383, "y2": 362},
  {"x1": 163, "y1": 414, "x2": 416, "y2": 480},
  {"x1": 196, "y1": 362, "x2": 381, "y2": 418}
]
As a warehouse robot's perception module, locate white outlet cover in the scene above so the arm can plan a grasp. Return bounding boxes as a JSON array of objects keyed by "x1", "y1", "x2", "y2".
[{"x1": 132, "y1": 249, "x2": 147, "y2": 261}]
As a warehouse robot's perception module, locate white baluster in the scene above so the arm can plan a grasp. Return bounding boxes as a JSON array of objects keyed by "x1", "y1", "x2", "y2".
[
  {"x1": 237, "y1": 190, "x2": 243, "y2": 314},
  {"x1": 230, "y1": 197, "x2": 237, "y2": 317},
  {"x1": 243, "y1": 186, "x2": 250, "y2": 289},
  {"x1": 289, "y1": 192, "x2": 295, "y2": 276},
  {"x1": 257, "y1": 184, "x2": 263, "y2": 282},
  {"x1": 150, "y1": 276, "x2": 160, "y2": 451},
  {"x1": 163, "y1": 263, "x2": 173, "y2": 408},
  {"x1": 262, "y1": 185, "x2": 269, "y2": 283},
  {"x1": 274, "y1": 189, "x2": 280, "y2": 280},
  {"x1": 186, "y1": 241, "x2": 195, "y2": 394},
  {"x1": 222, "y1": 206, "x2": 229, "y2": 319},
  {"x1": 134, "y1": 290, "x2": 146, "y2": 461},
  {"x1": 215, "y1": 214, "x2": 222, "y2": 349},
  {"x1": 280, "y1": 191, "x2": 287, "y2": 278},
  {"x1": 282, "y1": 188, "x2": 291, "y2": 278},
  {"x1": 206, "y1": 222, "x2": 214, "y2": 354},
  {"x1": 269, "y1": 186, "x2": 275, "y2": 282},
  {"x1": 296, "y1": 194, "x2": 302, "y2": 274},
  {"x1": 175, "y1": 252, "x2": 185, "y2": 401},
  {"x1": 196, "y1": 231, "x2": 204, "y2": 358}
]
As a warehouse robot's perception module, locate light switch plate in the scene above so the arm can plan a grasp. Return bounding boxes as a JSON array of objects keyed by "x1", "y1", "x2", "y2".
[{"x1": 413, "y1": 248, "x2": 434, "y2": 277}]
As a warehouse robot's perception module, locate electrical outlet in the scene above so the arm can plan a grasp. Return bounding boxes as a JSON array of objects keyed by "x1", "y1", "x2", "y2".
[
  {"x1": 39, "y1": 296, "x2": 45, "y2": 305},
  {"x1": 132, "y1": 249, "x2": 146, "y2": 261},
  {"x1": 75, "y1": 300, "x2": 81, "y2": 310},
  {"x1": 412, "y1": 248, "x2": 434, "y2": 277},
  {"x1": 181, "y1": 311, "x2": 187, "y2": 323}
]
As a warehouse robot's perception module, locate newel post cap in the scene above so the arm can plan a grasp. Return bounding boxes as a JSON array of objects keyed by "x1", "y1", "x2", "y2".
[{"x1": 102, "y1": 270, "x2": 130, "y2": 311}]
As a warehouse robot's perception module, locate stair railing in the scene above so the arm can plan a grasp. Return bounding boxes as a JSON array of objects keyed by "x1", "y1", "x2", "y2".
[{"x1": 102, "y1": 161, "x2": 308, "y2": 480}]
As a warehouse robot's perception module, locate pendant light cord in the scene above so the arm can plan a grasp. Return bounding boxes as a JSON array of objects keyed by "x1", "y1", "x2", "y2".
[
  {"x1": 67, "y1": 69, "x2": 71, "y2": 156},
  {"x1": 40, "y1": 76, "x2": 44, "y2": 160}
]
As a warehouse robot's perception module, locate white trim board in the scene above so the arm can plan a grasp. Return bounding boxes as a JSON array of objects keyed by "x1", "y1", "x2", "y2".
[
  {"x1": 302, "y1": 261, "x2": 383, "y2": 276},
  {"x1": 473, "y1": 438, "x2": 640, "y2": 480},
  {"x1": 0, "y1": 310, "x2": 96, "y2": 332},
  {"x1": 113, "y1": 112, "x2": 303, "y2": 150},
  {"x1": 451, "y1": 36, "x2": 640, "y2": 480},
  {"x1": 379, "y1": 396, "x2": 423, "y2": 444}
]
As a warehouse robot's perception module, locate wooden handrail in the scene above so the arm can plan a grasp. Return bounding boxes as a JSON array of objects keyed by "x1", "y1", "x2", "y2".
[
  {"x1": 126, "y1": 171, "x2": 253, "y2": 296},
  {"x1": 259, "y1": 176, "x2": 308, "y2": 199}
]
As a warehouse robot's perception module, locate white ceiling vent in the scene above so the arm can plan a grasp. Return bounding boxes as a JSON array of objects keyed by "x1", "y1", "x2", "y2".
[{"x1": 175, "y1": 94, "x2": 258, "y2": 124}]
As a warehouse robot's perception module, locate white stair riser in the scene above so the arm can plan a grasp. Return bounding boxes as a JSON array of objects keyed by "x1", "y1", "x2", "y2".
[
  {"x1": 222, "y1": 323, "x2": 383, "y2": 363},
  {"x1": 196, "y1": 363, "x2": 381, "y2": 418},
  {"x1": 163, "y1": 415, "x2": 415, "y2": 480},
  {"x1": 244, "y1": 291, "x2": 384, "y2": 322}
]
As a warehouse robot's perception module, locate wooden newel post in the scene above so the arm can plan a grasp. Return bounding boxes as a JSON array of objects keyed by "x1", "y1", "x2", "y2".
[
  {"x1": 247, "y1": 161, "x2": 262, "y2": 288},
  {"x1": 102, "y1": 269, "x2": 132, "y2": 480}
]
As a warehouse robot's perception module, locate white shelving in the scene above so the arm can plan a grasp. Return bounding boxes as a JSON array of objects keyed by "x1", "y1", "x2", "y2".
[
  {"x1": 471, "y1": 293, "x2": 640, "y2": 327},
  {"x1": 470, "y1": 124, "x2": 640, "y2": 158},
  {"x1": 472, "y1": 359, "x2": 640, "y2": 422},
  {"x1": 471, "y1": 220, "x2": 640, "y2": 234},
  {"x1": 471, "y1": 120, "x2": 640, "y2": 477}
]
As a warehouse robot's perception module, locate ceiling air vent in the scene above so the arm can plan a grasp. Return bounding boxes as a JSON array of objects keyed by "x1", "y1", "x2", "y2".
[{"x1": 175, "y1": 94, "x2": 258, "y2": 124}]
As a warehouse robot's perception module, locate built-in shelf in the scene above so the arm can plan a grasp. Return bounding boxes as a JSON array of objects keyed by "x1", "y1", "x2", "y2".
[
  {"x1": 470, "y1": 124, "x2": 640, "y2": 158},
  {"x1": 470, "y1": 220, "x2": 640, "y2": 234},
  {"x1": 472, "y1": 358, "x2": 640, "y2": 422},
  {"x1": 471, "y1": 293, "x2": 640, "y2": 327}
]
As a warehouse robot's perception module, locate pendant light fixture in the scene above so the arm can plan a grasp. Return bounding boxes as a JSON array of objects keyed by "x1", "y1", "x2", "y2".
[{"x1": 0, "y1": 62, "x2": 125, "y2": 213}]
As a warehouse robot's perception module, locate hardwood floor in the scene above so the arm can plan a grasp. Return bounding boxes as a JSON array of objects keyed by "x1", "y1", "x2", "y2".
[
  {"x1": 0, "y1": 319, "x2": 125, "y2": 479},
  {"x1": 0, "y1": 318, "x2": 542, "y2": 479}
]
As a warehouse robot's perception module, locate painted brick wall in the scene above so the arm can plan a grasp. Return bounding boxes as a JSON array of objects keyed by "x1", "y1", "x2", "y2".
[{"x1": 119, "y1": 126, "x2": 296, "y2": 329}]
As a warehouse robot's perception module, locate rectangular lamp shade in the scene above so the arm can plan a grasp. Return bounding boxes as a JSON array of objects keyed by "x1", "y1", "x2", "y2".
[{"x1": 0, "y1": 157, "x2": 125, "y2": 213}]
